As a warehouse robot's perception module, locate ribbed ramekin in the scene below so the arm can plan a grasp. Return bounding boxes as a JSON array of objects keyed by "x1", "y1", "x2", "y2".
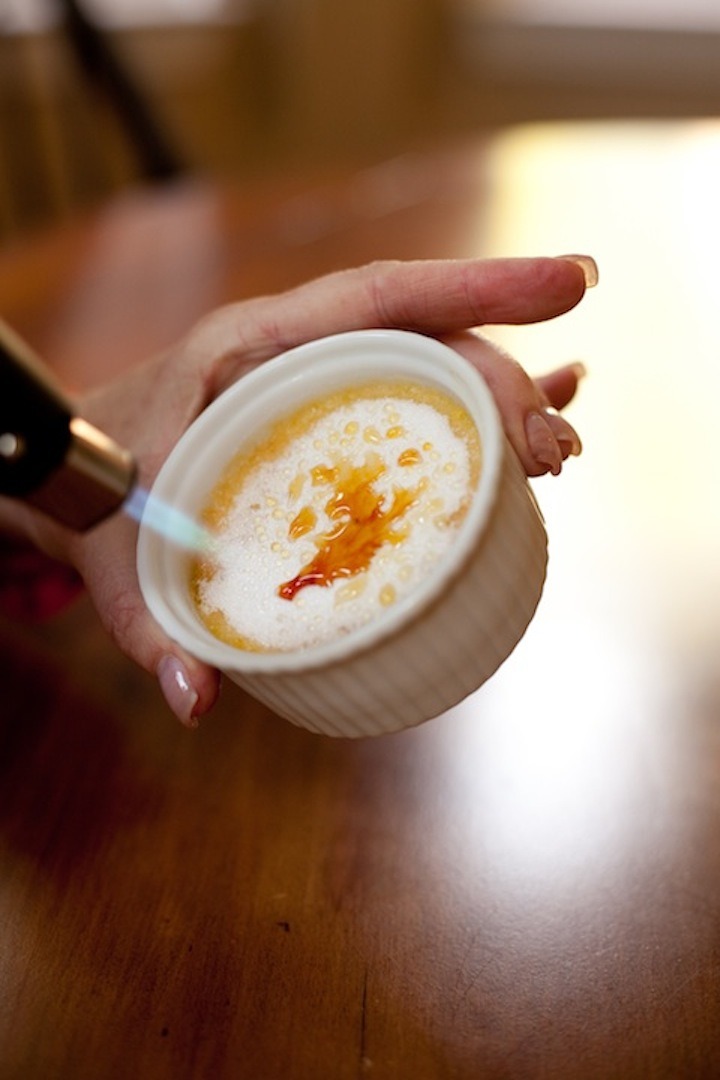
[{"x1": 137, "y1": 329, "x2": 547, "y2": 737}]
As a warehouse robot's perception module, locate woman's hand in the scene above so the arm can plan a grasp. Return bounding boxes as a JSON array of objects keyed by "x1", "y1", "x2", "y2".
[{"x1": 1, "y1": 255, "x2": 597, "y2": 725}]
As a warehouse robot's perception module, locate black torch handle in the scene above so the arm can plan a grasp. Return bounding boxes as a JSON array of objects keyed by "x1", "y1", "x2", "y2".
[
  {"x1": 0, "y1": 320, "x2": 137, "y2": 531},
  {"x1": 0, "y1": 321, "x2": 74, "y2": 497}
]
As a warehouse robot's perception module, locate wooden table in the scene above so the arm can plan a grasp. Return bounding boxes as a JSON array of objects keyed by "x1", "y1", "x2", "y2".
[{"x1": 2, "y1": 131, "x2": 720, "y2": 1079}]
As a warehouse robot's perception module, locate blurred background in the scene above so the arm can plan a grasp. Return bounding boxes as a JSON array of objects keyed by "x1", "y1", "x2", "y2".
[{"x1": 3, "y1": 0, "x2": 720, "y2": 238}]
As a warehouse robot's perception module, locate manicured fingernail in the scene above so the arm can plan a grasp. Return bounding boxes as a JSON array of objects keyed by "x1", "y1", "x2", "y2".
[
  {"x1": 157, "y1": 655, "x2": 199, "y2": 728},
  {"x1": 556, "y1": 432, "x2": 582, "y2": 457},
  {"x1": 557, "y1": 254, "x2": 599, "y2": 288},
  {"x1": 525, "y1": 411, "x2": 562, "y2": 475},
  {"x1": 545, "y1": 408, "x2": 582, "y2": 457}
]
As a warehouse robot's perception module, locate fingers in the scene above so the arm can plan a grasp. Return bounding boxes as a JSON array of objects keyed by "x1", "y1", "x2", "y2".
[
  {"x1": 442, "y1": 331, "x2": 583, "y2": 477},
  {"x1": 535, "y1": 361, "x2": 587, "y2": 412},
  {"x1": 187, "y1": 256, "x2": 597, "y2": 391},
  {"x1": 296, "y1": 255, "x2": 594, "y2": 330},
  {"x1": 185, "y1": 257, "x2": 592, "y2": 482}
]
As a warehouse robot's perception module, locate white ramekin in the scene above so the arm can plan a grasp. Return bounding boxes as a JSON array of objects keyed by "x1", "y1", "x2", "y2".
[{"x1": 137, "y1": 329, "x2": 548, "y2": 737}]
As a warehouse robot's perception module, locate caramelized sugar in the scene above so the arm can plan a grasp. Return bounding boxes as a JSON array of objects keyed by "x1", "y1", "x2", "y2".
[
  {"x1": 278, "y1": 453, "x2": 422, "y2": 601},
  {"x1": 288, "y1": 504, "x2": 317, "y2": 540},
  {"x1": 398, "y1": 447, "x2": 422, "y2": 468}
]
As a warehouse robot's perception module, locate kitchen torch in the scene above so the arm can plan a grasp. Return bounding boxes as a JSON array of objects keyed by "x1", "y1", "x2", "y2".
[{"x1": 0, "y1": 319, "x2": 209, "y2": 548}]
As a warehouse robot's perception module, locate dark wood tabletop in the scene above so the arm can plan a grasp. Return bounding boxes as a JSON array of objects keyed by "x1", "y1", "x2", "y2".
[{"x1": 2, "y1": 132, "x2": 720, "y2": 1079}]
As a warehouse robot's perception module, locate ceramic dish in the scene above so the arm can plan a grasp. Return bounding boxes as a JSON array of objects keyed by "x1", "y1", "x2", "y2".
[{"x1": 137, "y1": 329, "x2": 548, "y2": 737}]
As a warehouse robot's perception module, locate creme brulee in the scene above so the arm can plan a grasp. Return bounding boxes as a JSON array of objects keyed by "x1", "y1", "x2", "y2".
[{"x1": 191, "y1": 381, "x2": 481, "y2": 652}]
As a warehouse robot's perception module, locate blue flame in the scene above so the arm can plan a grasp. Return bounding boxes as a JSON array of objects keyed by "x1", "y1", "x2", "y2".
[{"x1": 124, "y1": 486, "x2": 213, "y2": 553}]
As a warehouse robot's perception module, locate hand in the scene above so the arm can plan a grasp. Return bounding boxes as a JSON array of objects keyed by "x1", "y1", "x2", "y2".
[{"x1": 2, "y1": 255, "x2": 597, "y2": 725}]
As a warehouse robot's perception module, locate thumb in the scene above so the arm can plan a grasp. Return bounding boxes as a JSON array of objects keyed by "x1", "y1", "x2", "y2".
[{"x1": 75, "y1": 516, "x2": 221, "y2": 727}]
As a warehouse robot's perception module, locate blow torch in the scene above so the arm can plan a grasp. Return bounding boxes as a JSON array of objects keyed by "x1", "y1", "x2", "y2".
[{"x1": 0, "y1": 319, "x2": 207, "y2": 548}]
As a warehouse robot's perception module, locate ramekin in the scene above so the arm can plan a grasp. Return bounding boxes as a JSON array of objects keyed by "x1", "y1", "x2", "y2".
[{"x1": 137, "y1": 329, "x2": 548, "y2": 737}]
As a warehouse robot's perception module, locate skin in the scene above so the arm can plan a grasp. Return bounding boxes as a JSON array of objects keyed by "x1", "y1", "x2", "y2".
[{"x1": 0, "y1": 255, "x2": 597, "y2": 725}]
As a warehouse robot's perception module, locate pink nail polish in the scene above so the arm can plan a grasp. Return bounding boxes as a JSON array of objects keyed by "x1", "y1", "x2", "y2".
[
  {"x1": 525, "y1": 411, "x2": 562, "y2": 475},
  {"x1": 157, "y1": 655, "x2": 199, "y2": 728}
]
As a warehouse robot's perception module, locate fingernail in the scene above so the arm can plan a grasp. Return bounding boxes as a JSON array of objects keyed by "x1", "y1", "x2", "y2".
[
  {"x1": 557, "y1": 254, "x2": 599, "y2": 288},
  {"x1": 525, "y1": 411, "x2": 563, "y2": 475},
  {"x1": 157, "y1": 655, "x2": 199, "y2": 728},
  {"x1": 556, "y1": 432, "x2": 582, "y2": 458},
  {"x1": 545, "y1": 408, "x2": 582, "y2": 457}
]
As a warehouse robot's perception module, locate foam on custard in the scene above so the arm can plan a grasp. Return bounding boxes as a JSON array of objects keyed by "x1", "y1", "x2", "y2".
[{"x1": 191, "y1": 381, "x2": 481, "y2": 652}]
